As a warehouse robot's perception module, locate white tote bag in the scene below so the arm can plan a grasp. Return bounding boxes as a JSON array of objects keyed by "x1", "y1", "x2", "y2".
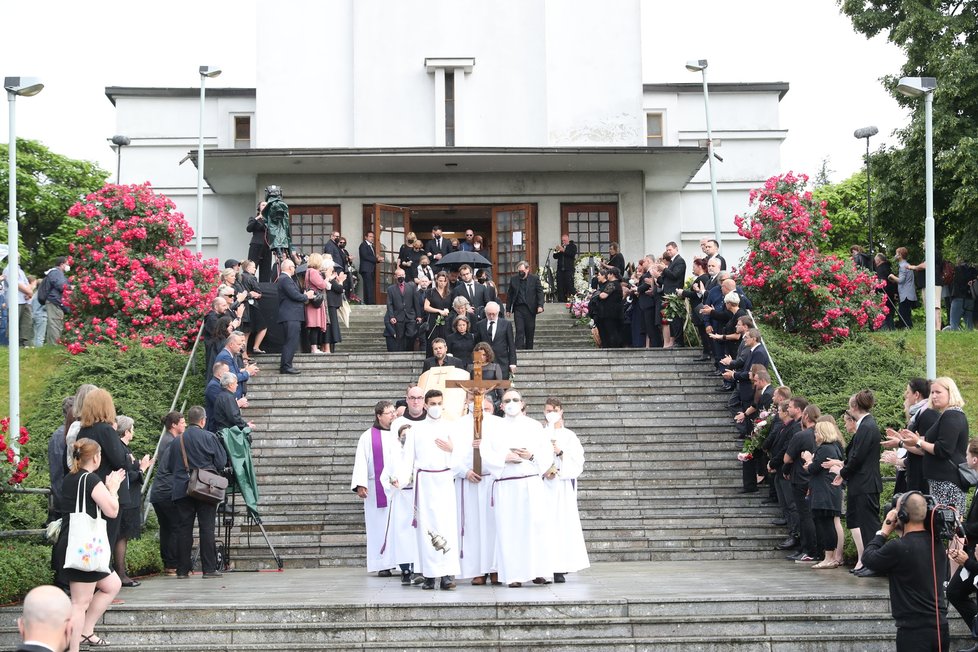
[{"x1": 63, "y1": 472, "x2": 112, "y2": 573}]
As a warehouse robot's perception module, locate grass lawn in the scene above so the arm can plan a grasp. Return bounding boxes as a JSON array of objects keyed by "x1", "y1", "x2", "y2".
[
  {"x1": 887, "y1": 328, "x2": 978, "y2": 424},
  {"x1": 0, "y1": 346, "x2": 70, "y2": 422}
]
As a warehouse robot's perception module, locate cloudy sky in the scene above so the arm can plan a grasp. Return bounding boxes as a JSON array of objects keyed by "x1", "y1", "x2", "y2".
[{"x1": 3, "y1": 0, "x2": 906, "y2": 183}]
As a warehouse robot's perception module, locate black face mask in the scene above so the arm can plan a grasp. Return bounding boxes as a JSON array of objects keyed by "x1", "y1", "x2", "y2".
[{"x1": 519, "y1": 271, "x2": 528, "y2": 279}]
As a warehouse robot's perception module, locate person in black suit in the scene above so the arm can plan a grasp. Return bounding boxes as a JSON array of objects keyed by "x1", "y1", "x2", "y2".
[
  {"x1": 659, "y1": 242, "x2": 687, "y2": 346},
  {"x1": 782, "y1": 404, "x2": 821, "y2": 563},
  {"x1": 700, "y1": 237, "x2": 727, "y2": 271},
  {"x1": 211, "y1": 373, "x2": 253, "y2": 434},
  {"x1": 737, "y1": 368, "x2": 776, "y2": 494},
  {"x1": 682, "y1": 257, "x2": 711, "y2": 358},
  {"x1": 446, "y1": 316, "x2": 476, "y2": 365},
  {"x1": 15, "y1": 585, "x2": 72, "y2": 652},
  {"x1": 421, "y1": 338, "x2": 466, "y2": 372},
  {"x1": 823, "y1": 390, "x2": 883, "y2": 576},
  {"x1": 476, "y1": 301, "x2": 517, "y2": 379},
  {"x1": 770, "y1": 400, "x2": 802, "y2": 551},
  {"x1": 452, "y1": 264, "x2": 488, "y2": 320},
  {"x1": 723, "y1": 328, "x2": 769, "y2": 410},
  {"x1": 506, "y1": 261, "x2": 545, "y2": 350},
  {"x1": 276, "y1": 258, "x2": 314, "y2": 374},
  {"x1": 425, "y1": 225, "x2": 452, "y2": 264},
  {"x1": 323, "y1": 230, "x2": 344, "y2": 267},
  {"x1": 246, "y1": 201, "x2": 272, "y2": 283},
  {"x1": 359, "y1": 231, "x2": 377, "y2": 306},
  {"x1": 385, "y1": 270, "x2": 421, "y2": 352},
  {"x1": 169, "y1": 406, "x2": 228, "y2": 579},
  {"x1": 635, "y1": 257, "x2": 661, "y2": 348},
  {"x1": 602, "y1": 242, "x2": 625, "y2": 278},
  {"x1": 553, "y1": 234, "x2": 578, "y2": 301}
]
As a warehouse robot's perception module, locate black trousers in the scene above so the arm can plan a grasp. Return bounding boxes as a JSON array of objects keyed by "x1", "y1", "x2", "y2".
[
  {"x1": 556, "y1": 270, "x2": 574, "y2": 301},
  {"x1": 361, "y1": 270, "x2": 376, "y2": 305},
  {"x1": 896, "y1": 623, "x2": 949, "y2": 652},
  {"x1": 812, "y1": 508, "x2": 838, "y2": 552},
  {"x1": 513, "y1": 304, "x2": 536, "y2": 349},
  {"x1": 792, "y1": 484, "x2": 817, "y2": 556},
  {"x1": 279, "y1": 320, "x2": 300, "y2": 371},
  {"x1": 175, "y1": 497, "x2": 218, "y2": 575},
  {"x1": 775, "y1": 473, "x2": 799, "y2": 536},
  {"x1": 248, "y1": 242, "x2": 271, "y2": 283},
  {"x1": 152, "y1": 499, "x2": 180, "y2": 569},
  {"x1": 947, "y1": 563, "x2": 978, "y2": 633}
]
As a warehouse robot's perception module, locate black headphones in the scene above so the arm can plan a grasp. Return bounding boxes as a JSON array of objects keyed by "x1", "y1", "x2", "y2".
[{"x1": 897, "y1": 490, "x2": 925, "y2": 525}]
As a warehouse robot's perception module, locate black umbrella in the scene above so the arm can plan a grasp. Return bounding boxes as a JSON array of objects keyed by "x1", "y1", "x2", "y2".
[{"x1": 432, "y1": 251, "x2": 493, "y2": 270}]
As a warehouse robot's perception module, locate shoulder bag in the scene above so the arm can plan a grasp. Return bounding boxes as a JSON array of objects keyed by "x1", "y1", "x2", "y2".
[
  {"x1": 63, "y1": 472, "x2": 112, "y2": 573},
  {"x1": 180, "y1": 434, "x2": 228, "y2": 505}
]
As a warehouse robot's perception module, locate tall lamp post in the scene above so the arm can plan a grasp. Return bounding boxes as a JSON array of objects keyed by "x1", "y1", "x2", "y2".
[
  {"x1": 197, "y1": 65, "x2": 222, "y2": 254},
  {"x1": 896, "y1": 76, "x2": 937, "y2": 379},
  {"x1": 853, "y1": 126, "x2": 878, "y2": 260},
  {"x1": 686, "y1": 59, "x2": 722, "y2": 251},
  {"x1": 5, "y1": 76, "x2": 44, "y2": 461},
  {"x1": 111, "y1": 135, "x2": 130, "y2": 184}
]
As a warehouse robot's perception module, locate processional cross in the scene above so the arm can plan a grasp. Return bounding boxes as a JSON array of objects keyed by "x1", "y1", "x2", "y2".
[{"x1": 446, "y1": 349, "x2": 509, "y2": 475}]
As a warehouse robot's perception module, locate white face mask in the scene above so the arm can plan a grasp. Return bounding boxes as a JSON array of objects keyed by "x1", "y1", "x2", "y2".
[
  {"x1": 545, "y1": 412, "x2": 560, "y2": 425},
  {"x1": 504, "y1": 401, "x2": 522, "y2": 417},
  {"x1": 427, "y1": 405, "x2": 442, "y2": 420},
  {"x1": 474, "y1": 244, "x2": 481, "y2": 250}
]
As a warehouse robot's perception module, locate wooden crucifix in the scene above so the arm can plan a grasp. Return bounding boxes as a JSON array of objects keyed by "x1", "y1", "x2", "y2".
[{"x1": 446, "y1": 349, "x2": 510, "y2": 475}]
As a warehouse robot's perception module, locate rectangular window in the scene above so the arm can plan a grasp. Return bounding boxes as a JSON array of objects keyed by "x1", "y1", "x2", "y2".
[
  {"x1": 445, "y1": 72, "x2": 456, "y2": 147},
  {"x1": 288, "y1": 205, "x2": 340, "y2": 254},
  {"x1": 646, "y1": 112, "x2": 664, "y2": 147},
  {"x1": 234, "y1": 116, "x2": 252, "y2": 149},
  {"x1": 561, "y1": 203, "x2": 619, "y2": 255}
]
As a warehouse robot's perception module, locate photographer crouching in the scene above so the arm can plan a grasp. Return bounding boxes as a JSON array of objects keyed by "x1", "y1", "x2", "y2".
[{"x1": 863, "y1": 491, "x2": 951, "y2": 651}]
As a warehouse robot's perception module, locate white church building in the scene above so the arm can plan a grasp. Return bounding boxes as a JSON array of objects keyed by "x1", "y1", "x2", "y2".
[{"x1": 106, "y1": 0, "x2": 787, "y2": 302}]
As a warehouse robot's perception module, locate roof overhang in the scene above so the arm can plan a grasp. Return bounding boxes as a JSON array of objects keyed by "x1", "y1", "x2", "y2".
[
  {"x1": 195, "y1": 146, "x2": 709, "y2": 195},
  {"x1": 643, "y1": 82, "x2": 790, "y2": 101}
]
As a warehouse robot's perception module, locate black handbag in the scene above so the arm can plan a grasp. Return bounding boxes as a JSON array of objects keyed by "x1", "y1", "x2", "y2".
[
  {"x1": 309, "y1": 291, "x2": 325, "y2": 308},
  {"x1": 179, "y1": 435, "x2": 227, "y2": 505}
]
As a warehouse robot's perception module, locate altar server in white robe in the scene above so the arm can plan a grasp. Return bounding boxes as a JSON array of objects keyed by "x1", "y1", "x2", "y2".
[
  {"x1": 406, "y1": 389, "x2": 460, "y2": 589},
  {"x1": 351, "y1": 400, "x2": 398, "y2": 575},
  {"x1": 452, "y1": 397, "x2": 503, "y2": 584},
  {"x1": 540, "y1": 397, "x2": 589, "y2": 582},
  {"x1": 381, "y1": 422, "x2": 420, "y2": 585},
  {"x1": 482, "y1": 389, "x2": 554, "y2": 587}
]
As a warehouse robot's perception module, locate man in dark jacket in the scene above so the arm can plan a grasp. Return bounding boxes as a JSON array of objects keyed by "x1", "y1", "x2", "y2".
[
  {"x1": 247, "y1": 201, "x2": 271, "y2": 282},
  {"x1": 43, "y1": 256, "x2": 70, "y2": 345},
  {"x1": 276, "y1": 258, "x2": 314, "y2": 374},
  {"x1": 552, "y1": 234, "x2": 578, "y2": 301},
  {"x1": 506, "y1": 261, "x2": 545, "y2": 350},
  {"x1": 169, "y1": 406, "x2": 228, "y2": 578},
  {"x1": 359, "y1": 231, "x2": 378, "y2": 305},
  {"x1": 476, "y1": 302, "x2": 517, "y2": 378},
  {"x1": 385, "y1": 269, "x2": 421, "y2": 352}
]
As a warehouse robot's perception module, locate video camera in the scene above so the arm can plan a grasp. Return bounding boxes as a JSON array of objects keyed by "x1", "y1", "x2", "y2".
[{"x1": 888, "y1": 491, "x2": 962, "y2": 541}]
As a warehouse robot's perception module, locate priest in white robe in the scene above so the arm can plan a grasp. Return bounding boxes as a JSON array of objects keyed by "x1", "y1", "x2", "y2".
[
  {"x1": 541, "y1": 397, "x2": 589, "y2": 582},
  {"x1": 406, "y1": 390, "x2": 460, "y2": 589},
  {"x1": 380, "y1": 422, "x2": 420, "y2": 584},
  {"x1": 452, "y1": 398, "x2": 503, "y2": 584},
  {"x1": 482, "y1": 389, "x2": 554, "y2": 587},
  {"x1": 350, "y1": 400, "x2": 397, "y2": 574}
]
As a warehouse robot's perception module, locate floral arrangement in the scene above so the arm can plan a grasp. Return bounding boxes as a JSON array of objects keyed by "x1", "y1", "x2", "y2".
[
  {"x1": 574, "y1": 253, "x2": 601, "y2": 295},
  {"x1": 738, "y1": 410, "x2": 773, "y2": 460},
  {"x1": 536, "y1": 267, "x2": 551, "y2": 294},
  {"x1": 661, "y1": 292, "x2": 687, "y2": 323},
  {"x1": 347, "y1": 291, "x2": 362, "y2": 306},
  {"x1": 63, "y1": 183, "x2": 221, "y2": 354},
  {"x1": 567, "y1": 295, "x2": 592, "y2": 326},
  {"x1": 734, "y1": 172, "x2": 887, "y2": 344},
  {"x1": 0, "y1": 418, "x2": 30, "y2": 485}
]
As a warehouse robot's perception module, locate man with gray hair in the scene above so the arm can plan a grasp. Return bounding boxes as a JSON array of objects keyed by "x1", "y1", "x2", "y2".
[
  {"x1": 476, "y1": 302, "x2": 517, "y2": 378},
  {"x1": 211, "y1": 373, "x2": 254, "y2": 434},
  {"x1": 16, "y1": 585, "x2": 72, "y2": 652},
  {"x1": 215, "y1": 331, "x2": 258, "y2": 399}
]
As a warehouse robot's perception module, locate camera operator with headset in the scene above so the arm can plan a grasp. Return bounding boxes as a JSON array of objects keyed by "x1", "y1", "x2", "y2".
[{"x1": 863, "y1": 491, "x2": 949, "y2": 651}]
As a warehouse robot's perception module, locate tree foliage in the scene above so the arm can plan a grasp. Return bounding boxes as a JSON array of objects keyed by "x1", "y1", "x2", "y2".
[
  {"x1": 840, "y1": 0, "x2": 978, "y2": 262},
  {"x1": 0, "y1": 139, "x2": 108, "y2": 273},
  {"x1": 812, "y1": 171, "x2": 872, "y2": 257}
]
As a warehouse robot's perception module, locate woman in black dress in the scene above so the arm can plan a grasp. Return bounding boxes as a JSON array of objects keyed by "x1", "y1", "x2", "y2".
[
  {"x1": 76, "y1": 388, "x2": 129, "y2": 550},
  {"x1": 446, "y1": 316, "x2": 476, "y2": 365},
  {"x1": 322, "y1": 262, "x2": 346, "y2": 353},
  {"x1": 398, "y1": 232, "x2": 420, "y2": 279},
  {"x1": 53, "y1": 438, "x2": 126, "y2": 651},
  {"x1": 240, "y1": 259, "x2": 268, "y2": 353},
  {"x1": 803, "y1": 417, "x2": 846, "y2": 569},
  {"x1": 113, "y1": 415, "x2": 151, "y2": 588},
  {"x1": 424, "y1": 272, "x2": 453, "y2": 357}
]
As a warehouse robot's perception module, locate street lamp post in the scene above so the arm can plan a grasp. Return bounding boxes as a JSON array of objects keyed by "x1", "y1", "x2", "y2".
[
  {"x1": 896, "y1": 76, "x2": 937, "y2": 379},
  {"x1": 686, "y1": 59, "x2": 722, "y2": 251},
  {"x1": 197, "y1": 65, "x2": 222, "y2": 254},
  {"x1": 4, "y1": 76, "x2": 44, "y2": 460},
  {"x1": 853, "y1": 126, "x2": 878, "y2": 260},
  {"x1": 111, "y1": 135, "x2": 130, "y2": 185}
]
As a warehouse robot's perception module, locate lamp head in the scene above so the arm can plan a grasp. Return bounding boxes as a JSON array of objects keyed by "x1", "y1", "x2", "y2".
[
  {"x1": 199, "y1": 66, "x2": 223, "y2": 79},
  {"x1": 111, "y1": 135, "x2": 131, "y2": 147},
  {"x1": 685, "y1": 59, "x2": 708, "y2": 72},
  {"x1": 4, "y1": 76, "x2": 44, "y2": 97},
  {"x1": 853, "y1": 126, "x2": 879, "y2": 139},
  {"x1": 896, "y1": 76, "x2": 937, "y2": 98}
]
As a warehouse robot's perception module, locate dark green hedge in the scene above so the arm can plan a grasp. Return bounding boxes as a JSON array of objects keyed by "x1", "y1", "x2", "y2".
[{"x1": 0, "y1": 540, "x2": 54, "y2": 604}]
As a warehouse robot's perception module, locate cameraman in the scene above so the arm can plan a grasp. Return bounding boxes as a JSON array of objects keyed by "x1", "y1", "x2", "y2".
[{"x1": 863, "y1": 491, "x2": 949, "y2": 651}]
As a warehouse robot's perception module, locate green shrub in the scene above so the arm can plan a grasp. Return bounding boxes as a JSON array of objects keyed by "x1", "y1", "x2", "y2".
[
  {"x1": 126, "y1": 535, "x2": 163, "y2": 577},
  {"x1": 0, "y1": 540, "x2": 53, "y2": 603}
]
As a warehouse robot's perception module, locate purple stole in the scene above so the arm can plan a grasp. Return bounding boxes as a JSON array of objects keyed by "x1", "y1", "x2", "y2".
[{"x1": 371, "y1": 427, "x2": 388, "y2": 509}]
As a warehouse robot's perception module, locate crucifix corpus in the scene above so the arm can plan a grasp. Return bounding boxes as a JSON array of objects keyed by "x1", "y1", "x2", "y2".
[{"x1": 446, "y1": 349, "x2": 510, "y2": 475}]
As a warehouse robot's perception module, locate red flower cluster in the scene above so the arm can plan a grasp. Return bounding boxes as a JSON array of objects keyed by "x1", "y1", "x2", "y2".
[
  {"x1": 0, "y1": 417, "x2": 30, "y2": 485},
  {"x1": 735, "y1": 173, "x2": 888, "y2": 344},
  {"x1": 63, "y1": 183, "x2": 221, "y2": 354}
]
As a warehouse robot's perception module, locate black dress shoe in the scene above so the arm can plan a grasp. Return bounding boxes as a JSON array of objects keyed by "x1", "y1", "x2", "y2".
[
  {"x1": 120, "y1": 580, "x2": 141, "y2": 587},
  {"x1": 378, "y1": 569, "x2": 392, "y2": 577},
  {"x1": 853, "y1": 567, "x2": 882, "y2": 578},
  {"x1": 421, "y1": 577, "x2": 435, "y2": 590},
  {"x1": 440, "y1": 576, "x2": 457, "y2": 590},
  {"x1": 553, "y1": 573, "x2": 566, "y2": 583},
  {"x1": 715, "y1": 386, "x2": 734, "y2": 392},
  {"x1": 776, "y1": 536, "x2": 799, "y2": 550},
  {"x1": 401, "y1": 570, "x2": 412, "y2": 585},
  {"x1": 202, "y1": 571, "x2": 223, "y2": 578},
  {"x1": 785, "y1": 551, "x2": 805, "y2": 561},
  {"x1": 761, "y1": 498, "x2": 778, "y2": 505},
  {"x1": 770, "y1": 518, "x2": 787, "y2": 526},
  {"x1": 280, "y1": 367, "x2": 301, "y2": 375}
]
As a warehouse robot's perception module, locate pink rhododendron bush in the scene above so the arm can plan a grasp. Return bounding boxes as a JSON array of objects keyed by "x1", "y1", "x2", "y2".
[
  {"x1": 63, "y1": 183, "x2": 220, "y2": 354},
  {"x1": 734, "y1": 172, "x2": 887, "y2": 344}
]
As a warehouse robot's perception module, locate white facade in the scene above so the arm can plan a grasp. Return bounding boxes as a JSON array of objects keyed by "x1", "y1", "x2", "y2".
[{"x1": 107, "y1": 0, "x2": 786, "y2": 290}]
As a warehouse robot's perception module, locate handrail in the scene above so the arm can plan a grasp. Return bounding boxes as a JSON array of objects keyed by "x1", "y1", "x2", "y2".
[
  {"x1": 746, "y1": 309, "x2": 784, "y2": 387},
  {"x1": 140, "y1": 320, "x2": 206, "y2": 522}
]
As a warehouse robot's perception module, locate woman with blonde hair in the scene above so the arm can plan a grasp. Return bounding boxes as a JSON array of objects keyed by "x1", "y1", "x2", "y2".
[
  {"x1": 52, "y1": 438, "x2": 126, "y2": 650},
  {"x1": 900, "y1": 376, "x2": 970, "y2": 515},
  {"x1": 804, "y1": 416, "x2": 845, "y2": 569},
  {"x1": 399, "y1": 232, "x2": 421, "y2": 281},
  {"x1": 304, "y1": 252, "x2": 329, "y2": 354},
  {"x1": 77, "y1": 389, "x2": 129, "y2": 548}
]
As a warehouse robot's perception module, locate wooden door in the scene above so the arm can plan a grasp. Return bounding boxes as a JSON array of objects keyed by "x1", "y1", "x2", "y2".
[
  {"x1": 490, "y1": 204, "x2": 535, "y2": 305},
  {"x1": 372, "y1": 204, "x2": 410, "y2": 306}
]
